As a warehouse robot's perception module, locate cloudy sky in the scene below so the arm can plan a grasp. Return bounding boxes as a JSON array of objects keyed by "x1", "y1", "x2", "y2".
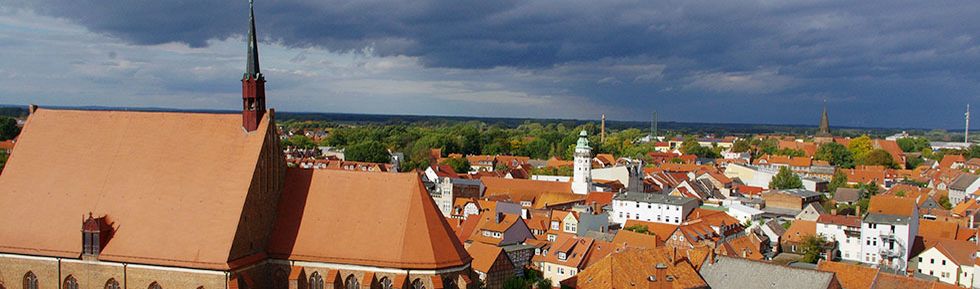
[{"x1": 1, "y1": 1, "x2": 979, "y2": 128}]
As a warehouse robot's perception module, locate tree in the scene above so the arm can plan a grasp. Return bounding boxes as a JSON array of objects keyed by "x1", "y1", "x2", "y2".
[
  {"x1": 769, "y1": 166, "x2": 803, "y2": 190},
  {"x1": 536, "y1": 279, "x2": 552, "y2": 289},
  {"x1": 939, "y1": 195, "x2": 953, "y2": 210},
  {"x1": 828, "y1": 170, "x2": 848, "y2": 194},
  {"x1": 680, "y1": 136, "x2": 701, "y2": 155},
  {"x1": 345, "y1": 141, "x2": 391, "y2": 163},
  {"x1": 283, "y1": 135, "x2": 316, "y2": 148},
  {"x1": 0, "y1": 117, "x2": 18, "y2": 141},
  {"x1": 0, "y1": 150, "x2": 7, "y2": 173},
  {"x1": 858, "y1": 149, "x2": 897, "y2": 169},
  {"x1": 800, "y1": 235, "x2": 828, "y2": 263},
  {"x1": 815, "y1": 142, "x2": 854, "y2": 168},
  {"x1": 732, "y1": 139, "x2": 751, "y2": 153},
  {"x1": 847, "y1": 135, "x2": 874, "y2": 161},
  {"x1": 897, "y1": 137, "x2": 930, "y2": 153},
  {"x1": 440, "y1": 157, "x2": 471, "y2": 173}
]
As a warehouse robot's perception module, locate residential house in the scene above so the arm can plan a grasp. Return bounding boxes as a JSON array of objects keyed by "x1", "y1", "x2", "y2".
[
  {"x1": 911, "y1": 239, "x2": 977, "y2": 287},
  {"x1": 949, "y1": 174, "x2": 980, "y2": 204},
  {"x1": 782, "y1": 220, "x2": 818, "y2": 254},
  {"x1": 468, "y1": 212, "x2": 535, "y2": 246},
  {"x1": 467, "y1": 242, "x2": 516, "y2": 289},
  {"x1": 539, "y1": 236, "x2": 594, "y2": 287},
  {"x1": 816, "y1": 214, "x2": 863, "y2": 262},
  {"x1": 861, "y1": 195, "x2": 920, "y2": 271},
  {"x1": 763, "y1": 189, "x2": 823, "y2": 212},
  {"x1": 797, "y1": 202, "x2": 828, "y2": 221},
  {"x1": 424, "y1": 164, "x2": 484, "y2": 217},
  {"x1": 834, "y1": 188, "x2": 863, "y2": 206},
  {"x1": 727, "y1": 203, "x2": 764, "y2": 224},
  {"x1": 611, "y1": 192, "x2": 700, "y2": 225},
  {"x1": 759, "y1": 219, "x2": 787, "y2": 254}
]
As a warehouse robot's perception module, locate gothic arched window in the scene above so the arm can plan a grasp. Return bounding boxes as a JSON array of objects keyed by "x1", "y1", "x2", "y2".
[
  {"x1": 105, "y1": 278, "x2": 121, "y2": 289},
  {"x1": 309, "y1": 272, "x2": 324, "y2": 289},
  {"x1": 344, "y1": 275, "x2": 359, "y2": 289},
  {"x1": 63, "y1": 276, "x2": 78, "y2": 289},
  {"x1": 412, "y1": 279, "x2": 426, "y2": 289},
  {"x1": 379, "y1": 277, "x2": 393, "y2": 289},
  {"x1": 148, "y1": 282, "x2": 162, "y2": 289},
  {"x1": 23, "y1": 272, "x2": 38, "y2": 289}
]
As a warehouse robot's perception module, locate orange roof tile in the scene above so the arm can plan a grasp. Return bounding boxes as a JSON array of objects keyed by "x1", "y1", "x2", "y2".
[
  {"x1": 268, "y1": 169, "x2": 471, "y2": 270},
  {"x1": 612, "y1": 230, "x2": 661, "y2": 249},
  {"x1": 466, "y1": 242, "x2": 507, "y2": 273},
  {"x1": 0, "y1": 109, "x2": 276, "y2": 270},
  {"x1": 867, "y1": 195, "x2": 917, "y2": 217},
  {"x1": 918, "y1": 219, "x2": 962, "y2": 240},
  {"x1": 571, "y1": 247, "x2": 708, "y2": 289},
  {"x1": 783, "y1": 220, "x2": 817, "y2": 243},
  {"x1": 816, "y1": 260, "x2": 879, "y2": 289},
  {"x1": 623, "y1": 219, "x2": 679, "y2": 240}
]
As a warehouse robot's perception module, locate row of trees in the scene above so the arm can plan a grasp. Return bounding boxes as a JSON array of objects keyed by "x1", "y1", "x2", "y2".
[{"x1": 281, "y1": 120, "x2": 680, "y2": 171}]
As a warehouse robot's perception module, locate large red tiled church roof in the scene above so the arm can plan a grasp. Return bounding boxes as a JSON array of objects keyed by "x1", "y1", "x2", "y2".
[
  {"x1": 0, "y1": 108, "x2": 275, "y2": 269},
  {"x1": 268, "y1": 168, "x2": 472, "y2": 270}
]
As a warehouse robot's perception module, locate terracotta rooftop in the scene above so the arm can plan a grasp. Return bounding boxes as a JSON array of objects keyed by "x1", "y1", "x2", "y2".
[
  {"x1": 268, "y1": 168, "x2": 471, "y2": 270},
  {"x1": 466, "y1": 242, "x2": 507, "y2": 273},
  {"x1": 816, "y1": 260, "x2": 879, "y2": 289},
  {"x1": 782, "y1": 220, "x2": 817, "y2": 243},
  {"x1": 571, "y1": 247, "x2": 708, "y2": 289},
  {"x1": 816, "y1": 214, "x2": 861, "y2": 228},
  {"x1": 611, "y1": 230, "x2": 661, "y2": 250},
  {"x1": 0, "y1": 109, "x2": 276, "y2": 270},
  {"x1": 867, "y1": 195, "x2": 917, "y2": 217}
]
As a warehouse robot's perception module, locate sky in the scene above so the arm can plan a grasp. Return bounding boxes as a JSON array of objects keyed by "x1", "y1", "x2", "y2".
[{"x1": 1, "y1": 1, "x2": 979, "y2": 129}]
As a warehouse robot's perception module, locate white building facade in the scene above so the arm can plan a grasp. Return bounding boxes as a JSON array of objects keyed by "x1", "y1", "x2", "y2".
[
  {"x1": 611, "y1": 192, "x2": 699, "y2": 225},
  {"x1": 860, "y1": 211, "x2": 919, "y2": 272}
]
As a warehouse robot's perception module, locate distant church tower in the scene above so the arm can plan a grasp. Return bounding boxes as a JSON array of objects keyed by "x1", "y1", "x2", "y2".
[
  {"x1": 241, "y1": 0, "x2": 266, "y2": 132},
  {"x1": 815, "y1": 104, "x2": 832, "y2": 143},
  {"x1": 572, "y1": 130, "x2": 593, "y2": 195}
]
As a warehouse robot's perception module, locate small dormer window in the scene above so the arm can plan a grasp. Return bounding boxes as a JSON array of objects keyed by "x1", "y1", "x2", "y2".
[
  {"x1": 558, "y1": 252, "x2": 567, "y2": 260},
  {"x1": 82, "y1": 213, "x2": 112, "y2": 256}
]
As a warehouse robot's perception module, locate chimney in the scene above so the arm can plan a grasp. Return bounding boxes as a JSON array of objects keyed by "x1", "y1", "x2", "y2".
[
  {"x1": 708, "y1": 247, "x2": 716, "y2": 264},
  {"x1": 831, "y1": 209, "x2": 837, "y2": 215},
  {"x1": 855, "y1": 205, "x2": 861, "y2": 217}
]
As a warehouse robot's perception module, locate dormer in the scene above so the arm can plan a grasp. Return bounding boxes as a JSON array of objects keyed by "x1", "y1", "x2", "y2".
[{"x1": 82, "y1": 213, "x2": 112, "y2": 257}]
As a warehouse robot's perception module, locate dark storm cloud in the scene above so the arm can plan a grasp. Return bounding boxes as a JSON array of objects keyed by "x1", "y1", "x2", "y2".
[{"x1": 7, "y1": 0, "x2": 980, "y2": 128}]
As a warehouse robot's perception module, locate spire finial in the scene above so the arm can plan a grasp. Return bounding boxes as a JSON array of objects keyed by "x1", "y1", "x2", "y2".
[{"x1": 244, "y1": 0, "x2": 261, "y2": 80}]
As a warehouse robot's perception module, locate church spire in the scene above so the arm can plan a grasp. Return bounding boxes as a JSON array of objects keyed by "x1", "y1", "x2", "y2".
[
  {"x1": 241, "y1": 0, "x2": 266, "y2": 132},
  {"x1": 817, "y1": 102, "x2": 830, "y2": 137},
  {"x1": 244, "y1": 0, "x2": 261, "y2": 80}
]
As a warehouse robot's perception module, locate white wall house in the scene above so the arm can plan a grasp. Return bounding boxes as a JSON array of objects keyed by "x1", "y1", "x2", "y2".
[
  {"x1": 911, "y1": 240, "x2": 977, "y2": 287},
  {"x1": 611, "y1": 192, "x2": 699, "y2": 225},
  {"x1": 815, "y1": 215, "x2": 863, "y2": 262},
  {"x1": 949, "y1": 174, "x2": 980, "y2": 204},
  {"x1": 860, "y1": 210, "x2": 919, "y2": 272},
  {"x1": 727, "y1": 203, "x2": 763, "y2": 224}
]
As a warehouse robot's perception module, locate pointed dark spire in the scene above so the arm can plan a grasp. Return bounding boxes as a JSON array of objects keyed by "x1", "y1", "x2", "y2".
[
  {"x1": 818, "y1": 101, "x2": 831, "y2": 137},
  {"x1": 244, "y1": 0, "x2": 261, "y2": 80}
]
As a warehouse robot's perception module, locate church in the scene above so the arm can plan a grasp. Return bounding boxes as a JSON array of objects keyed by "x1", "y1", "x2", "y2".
[{"x1": 0, "y1": 2, "x2": 474, "y2": 289}]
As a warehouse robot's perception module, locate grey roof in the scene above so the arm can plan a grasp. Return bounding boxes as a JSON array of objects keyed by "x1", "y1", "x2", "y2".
[
  {"x1": 763, "y1": 219, "x2": 787, "y2": 236},
  {"x1": 780, "y1": 189, "x2": 822, "y2": 199},
  {"x1": 864, "y1": 213, "x2": 911, "y2": 225},
  {"x1": 614, "y1": 192, "x2": 698, "y2": 206},
  {"x1": 834, "y1": 188, "x2": 863, "y2": 203},
  {"x1": 699, "y1": 256, "x2": 838, "y2": 289},
  {"x1": 949, "y1": 174, "x2": 980, "y2": 191}
]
